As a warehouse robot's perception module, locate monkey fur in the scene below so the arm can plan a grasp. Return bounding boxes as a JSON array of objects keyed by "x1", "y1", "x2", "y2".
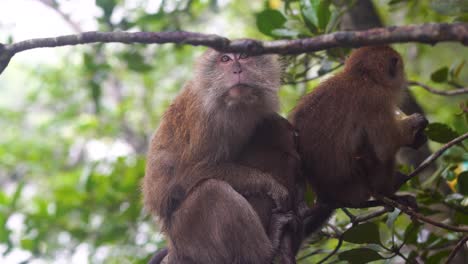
[
  {"x1": 290, "y1": 46, "x2": 428, "y2": 215},
  {"x1": 143, "y1": 50, "x2": 297, "y2": 263}
]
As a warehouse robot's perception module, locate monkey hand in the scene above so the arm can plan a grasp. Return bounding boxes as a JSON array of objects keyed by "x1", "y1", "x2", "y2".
[
  {"x1": 269, "y1": 211, "x2": 297, "y2": 250},
  {"x1": 268, "y1": 183, "x2": 291, "y2": 213},
  {"x1": 394, "y1": 194, "x2": 418, "y2": 211},
  {"x1": 408, "y1": 113, "x2": 428, "y2": 149},
  {"x1": 161, "y1": 184, "x2": 186, "y2": 221}
]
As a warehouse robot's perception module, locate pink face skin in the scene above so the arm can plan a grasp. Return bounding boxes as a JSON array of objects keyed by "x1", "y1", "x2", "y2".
[
  {"x1": 217, "y1": 53, "x2": 256, "y2": 105},
  {"x1": 195, "y1": 50, "x2": 281, "y2": 113}
]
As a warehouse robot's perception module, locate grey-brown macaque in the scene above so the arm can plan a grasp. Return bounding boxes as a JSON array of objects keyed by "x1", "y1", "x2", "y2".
[
  {"x1": 143, "y1": 49, "x2": 298, "y2": 263},
  {"x1": 290, "y1": 46, "x2": 428, "y2": 215},
  {"x1": 238, "y1": 113, "x2": 305, "y2": 264}
]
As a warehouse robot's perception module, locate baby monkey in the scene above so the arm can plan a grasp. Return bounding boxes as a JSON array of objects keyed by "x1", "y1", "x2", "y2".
[
  {"x1": 143, "y1": 49, "x2": 297, "y2": 263},
  {"x1": 290, "y1": 46, "x2": 428, "y2": 211}
]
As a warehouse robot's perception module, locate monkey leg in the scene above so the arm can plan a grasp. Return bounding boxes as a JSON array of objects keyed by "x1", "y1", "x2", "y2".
[
  {"x1": 278, "y1": 233, "x2": 297, "y2": 264},
  {"x1": 167, "y1": 179, "x2": 274, "y2": 264}
]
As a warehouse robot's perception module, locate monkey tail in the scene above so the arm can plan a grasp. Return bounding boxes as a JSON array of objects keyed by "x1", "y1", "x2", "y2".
[
  {"x1": 148, "y1": 248, "x2": 168, "y2": 264},
  {"x1": 302, "y1": 203, "x2": 334, "y2": 238}
]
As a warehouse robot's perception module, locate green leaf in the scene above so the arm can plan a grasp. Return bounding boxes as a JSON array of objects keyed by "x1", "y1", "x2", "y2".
[
  {"x1": 386, "y1": 208, "x2": 401, "y2": 229},
  {"x1": 389, "y1": 0, "x2": 407, "y2": 4},
  {"x1": 20, "y1": 239, "x2": 35, "y2": 251},
  {"x1": 10, "y1": 182, "x2": 24, "y2": 210},
  {"x1": 430, "y1": 67, "x2": 449, "y2": 83},
  {"x1": 404, "y1": 222, "x2": 422, "y2": 246},
  {"x1": 457, "y1": 171, "x2": 468, "y2": 195},
  {"x1": 96, "y1": 0, "x2": 117, "y2": 18},
  {"x1": 338, "y1": 248, "x2": 384, "y2": 264},
  {"x1": 300, "y1": 0, "x2": 331, "y2": 31},
  {"x1": 454, "y1": 14, "x2": 468, "y2": 22},
  {"x1": 256, "y1": 9, "x2": 287, "y2": 37},
  {"x1": 430, "y1": 0, "x2": 468, "y2": 15},
  {"x1": 427, "y1": 249, "x2": 451, "y2": 264},
  {"x1": 271, "y1": 28, "x2": 299, "y2": 38},
  {"x1": 342, "y1": 222, "x2": 381, "y2": 244},
  {"x1": 425, "y1": 123, "x2": 459, "y2": 143},
  {"x1": 450, "y1": 60, "x2": 466, "y2": 79}
]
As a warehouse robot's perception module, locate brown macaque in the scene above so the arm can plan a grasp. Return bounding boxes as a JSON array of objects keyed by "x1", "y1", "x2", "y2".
[
  {"x1": 143, "y1": 49, "x2": 296, "y2": 263},
  {"x1": 238, "y1": 113, "x2": 304, "y2": 264},
  {"x1": 290, "y1": 46, "x2": 428, "y2": 215}
]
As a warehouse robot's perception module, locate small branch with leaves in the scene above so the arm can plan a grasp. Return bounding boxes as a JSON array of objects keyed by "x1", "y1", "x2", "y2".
[
  {"x1": 0, "y1": 23, "x2": 467, "y2": 75},
  {"x1": 407, "y1": 132, "x2": 468, "y2": 180}
]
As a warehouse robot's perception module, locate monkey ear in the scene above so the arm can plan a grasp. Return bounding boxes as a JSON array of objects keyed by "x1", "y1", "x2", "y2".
[{"x1": 388, "y1": 57, "x2": 399, "y2": 78}]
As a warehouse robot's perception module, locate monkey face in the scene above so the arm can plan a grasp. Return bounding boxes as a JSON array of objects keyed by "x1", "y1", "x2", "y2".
[{"x1": 195, "y1": 49, "x2": 281, "y2": 113}]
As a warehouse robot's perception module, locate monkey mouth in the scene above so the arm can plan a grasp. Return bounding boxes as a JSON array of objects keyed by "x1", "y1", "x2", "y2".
[{"x1": 224, "y1": 84, "x2": 259, "y2": 106}]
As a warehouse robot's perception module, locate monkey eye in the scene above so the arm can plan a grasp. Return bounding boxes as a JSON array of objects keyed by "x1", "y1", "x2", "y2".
[
  {"x1": 239, "y1": 53, "x2": 249, "y2": 60},
  {"x1": 220, "y1": 55, "x2": 231, "y2": 63}
]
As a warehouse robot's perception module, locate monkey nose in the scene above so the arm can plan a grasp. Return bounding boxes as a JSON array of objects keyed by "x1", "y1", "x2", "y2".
[{"x1": 232, "y1": 63, "x2": 242, "y2": 74}]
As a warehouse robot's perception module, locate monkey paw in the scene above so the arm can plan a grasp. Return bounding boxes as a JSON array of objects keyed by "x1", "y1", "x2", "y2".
[
  {"x1": 394, "y1": 195, "x2": 418, "y2": 211},
  {"x1": 409, "y1": 114, "x2": 428, "y2": 149},
  {"x1": 269, "y1": 211, "x2": 298, "y2": 248},
  {"x1": 162, "y1": 185, "x2": 186, "y2": 219},
  {"x1": 269, "y1": 185, "x2": 291, "y2": 213}
]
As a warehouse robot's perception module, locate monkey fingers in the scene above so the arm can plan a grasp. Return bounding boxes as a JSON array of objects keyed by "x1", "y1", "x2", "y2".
[
  {"x1": 269, "y1": 186, "x2": 292, "y2": 213},
  {"x1": 269, "y1": 211, "x2": 296, "y2": 253},
  {"x1": 392, "y1": 194, "x2": 418, "y2": 210},
  {"x1": 162, "y1": 184, "x2": 186, "y2": 223},
  {"x1": 407, "y1": 113, "x2": 429, "y2": 149}
]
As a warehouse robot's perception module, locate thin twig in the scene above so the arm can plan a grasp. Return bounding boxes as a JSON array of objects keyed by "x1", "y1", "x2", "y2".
[
  {"x1": 380, "y1": 197, "x2": 468, "y2": 233},
  {"x1": 353, "y1": 207, "x2": 392, "y2": 223},
  {"x1": 316, "y1": 236, "x2": 344, "y2": 264},
  {"x1": 408, "y1": 81, "x2": 468, "y2": 96},
  {"x1": 1, "y1": 23, "x2": 467, "y2": 75},
  {"x1": 284, "y1": 63, "x2": 343, "y2": 85},
  {"x1": 444, "y1": 236, "x2": 468, "y2": 264},
  {"x1": 36, "y1": 0, "x2": 82, "y2": 33},
  {"x1": 407, "y1": 132, "x2": 468, "y2": 180}
]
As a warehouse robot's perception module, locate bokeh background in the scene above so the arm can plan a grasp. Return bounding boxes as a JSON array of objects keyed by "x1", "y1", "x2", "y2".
[{"x1": 0, "y1": 0, "x2": 467, "y2": 263}]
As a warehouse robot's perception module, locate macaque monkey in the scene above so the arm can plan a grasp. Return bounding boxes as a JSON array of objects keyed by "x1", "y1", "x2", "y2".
[
  {"x1": 290, "y1": 46, "x2": 428, "y2": 212},
  {"x1": 147, "y1": 114, "x2": 304, "y2": 264},
  {"x1": 238, "y1": 113, "x2": 304, "y2": 264},
  {"x1": 143, "y1": 49, "x2": 296, "y2": 263}
]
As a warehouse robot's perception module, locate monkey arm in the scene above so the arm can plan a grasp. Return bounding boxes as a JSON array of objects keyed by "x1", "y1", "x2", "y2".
[
  {"x1": 163, "y1": 162, "x2": 291, "y2": 218},
  {"x1": 187, "y1": 162, "x2": 290, "y2": 210}
]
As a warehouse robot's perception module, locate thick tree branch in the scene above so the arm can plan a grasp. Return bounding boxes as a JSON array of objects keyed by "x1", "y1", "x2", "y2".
[
  {"x1": 0, "y1": 23, "x2": 467, "y2": 75},
  {"x1": 407, "y1": 132, "x2": 468, "y2": 180},
  {"x1": 408, "y1": 81, "x2": 468, "y2": 96}
]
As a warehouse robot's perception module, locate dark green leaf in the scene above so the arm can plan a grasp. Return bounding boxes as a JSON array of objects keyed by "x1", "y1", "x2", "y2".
[
  {"x1": 425, "y1": 123, "x2": 459, "y2": 143},
  {"x1": 454, "y1": 14, "x2": 468, "y2": 22},
  {"x1": 389, "y1": 0, "x2": 407, "y2": 4},
  {"x1": 96, "y1": 0, "x2": 117, "y2": 18},
  {"x1": 427, "y1": 249, "x2": 450, "y2": 264},
  {"x1": 386, "y1": 208, "x2": 401, "y2": 229},
  {"x1": 404, "y1": 222, "x2": 421, "y2": 246},
  {"x1": 338, "y1": 248, "x2": 384, "y2": 264},
  {"x1": 256, "y1": 9, "x2": 287, "y2": 37},
  {"x1": 430, "y1": 66, "x2": 449, "y2": 83},
  {"x1": 430, "y1": 0, "x2": 468, "y2": 15},
  {"x1": 300, "y1": 0, "x2": 330, "y2": 31},
  {"x1": 10, "y1": 182, "x2": 24, "y2": 210},
  {"x1": 457, "y1": 171, "x2": 468, "y2": 195},
  {"x1": 342, "y1": 222, "x2": 381, "y2": 244}
]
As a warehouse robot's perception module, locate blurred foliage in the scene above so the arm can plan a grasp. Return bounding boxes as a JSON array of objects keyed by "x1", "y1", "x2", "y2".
[{"x1": 0, "y1": 0, "x2": 467, "y2": 263}]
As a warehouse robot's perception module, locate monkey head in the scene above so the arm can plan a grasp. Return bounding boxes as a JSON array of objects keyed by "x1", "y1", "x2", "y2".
[
  {"x1": 344, "y1": 46, "x2": 406, "y2": 91},
  {"x1": 193, "y1": 49, "x2": 282, "y2": 115}
]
